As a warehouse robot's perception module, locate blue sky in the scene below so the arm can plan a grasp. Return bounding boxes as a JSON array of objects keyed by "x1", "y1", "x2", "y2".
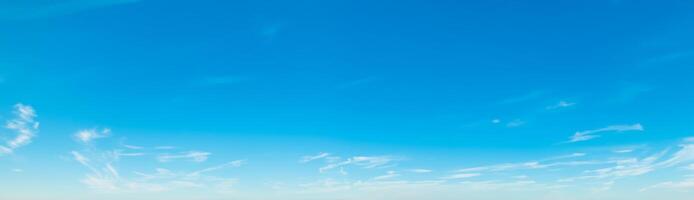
[{"x1": 1, "y1": 0, "x2": 694, "y2": 199}]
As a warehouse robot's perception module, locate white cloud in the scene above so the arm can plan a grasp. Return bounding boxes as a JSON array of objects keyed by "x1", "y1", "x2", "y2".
[
  {"x1": 614, "y1": 149, "x2": 635, "y2": 153},
  {"x1": 74, "y1": 128, "x2": 111, "y2": 144},
  {"x1": 455, "y1": 180, "x2": 553, "y2": 191},
  {"x1": 441, "y1": 173, "x2": 481, "y2": 180},
  {"x1": 72, "y1": 131, "x2": 242, "y2": 194},
  {"x1": 686, "y1": 164, "x2": 694, "y2": 171},
  {"x1": 71, "y1": 151, "x2": 90, "y2": 166},
  {"x1": 157, "y1": 151, "x2": 211, "y2": 163},
  {"x1": 455, "y1": 159, "x2": 605, "y2": 175},
  {"x1": 560, "y1": 151, "x2": 669, "y2": 184},
  {"x1": 123, "y1": 144, "x2": 143, "y2": 150},
  {"x1": 546, "y1": 101, "x2": 576, "y2": 110},
  {"x1": 319, "y1": 156, "x2": 398, "y2": 173},
  {"x1": 188, "y1": 160, "x2": 246, "y2": 177},
  {"x1": 567, "y1": 124, "x2": 644, "y2": 143},
  {"x1": 373, "y1": 171, "x2": 400, "y2": 180},
  {"x1": 11, "y1": 168, "x2": 23, "y2": 173},
  {"x1": 300, "y1": 152, "x2": 330, "y2": 163},
  {"x1": 82, "y1": 174, "x2": 120, "y2": 191},
  {"x1": 0, "y1": 103, "x2": 39, "y2": 155},
  {"x1": 456, "y1": 162, "x2": 545, "y2": 173},
  {"x1": 644, "y1": 179, "x2": 694, "y2": 191},
  {"x1": 658, "y1": 144, "x2": 694, "y2": 168},
  {"x1": 545, "y1": 153, "x2": 586, "y2": 161},
  {"x1": 408, "y1": 169, "x2": 433, "y2": 173}
]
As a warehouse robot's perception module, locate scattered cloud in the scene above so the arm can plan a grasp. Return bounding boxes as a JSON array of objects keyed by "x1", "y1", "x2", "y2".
[
  {"x1": 490, "y1": 118, "x2": 525, "y2": 127},
  {"x1": 300, "y1": 152, "x2": 330, "y2": 163},
  {"x1": 687, "y1": 164, "x2": 694, "y2": 171},
  {"x1": 71, "y1": 128, "x2": 242, "y2": 193},
  {"x1": 577, "y1": 156, "x2": 660, "y2": 181},
  {"x1": 122, "y1": 144, "x2": 144, "y2": 150},
  {"x1": 658, "y1": 144, "x2": 694, "y2": 168},
  {"x1": 614, "y1": 149, "x2": 635, "y2": 153},
  {"x1": 408, "y1": 169, "x2": 433, "y2": 173},
  {"x1": 546, "y1": 101, "x2": 576, "y2": 110},
  {"x1": 157, "y1": 151, "x2": 211, "y2": 163},
  {"x1": 188, "y1": 160, "x2": 246, "y2": 177},
  {"x1": 441, "y1": 173, "x2": 481, "y2": 180},
  {"x1": 454, "y1": 157, "x2": 607, "y2": 175},
  {"x1": 74, "y1": 128, "x2": 111, "y2": 144},
  {"x1": 644, "y1": 179, "x2": 694, "y2": 191},
  {"x1": 319, "y1": 156, "x2": 399, "y2": 173},
  {"x1": 373, "y1": 171, "x2": 400, "y2": 180},
  {"x1": 545, "y1": 153, "x2": 587, "y2": 161},
  {"x1": 567, "y1": 124, "x2": 644, "y2": 143},
  {"x1": 0, "y1": 103, "x2": 39, "y2": 155}
]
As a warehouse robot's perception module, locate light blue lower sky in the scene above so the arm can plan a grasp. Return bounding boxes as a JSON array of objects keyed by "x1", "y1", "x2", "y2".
[{"x1": 2, "y1": 0, "x2": 694, "y2": 199}]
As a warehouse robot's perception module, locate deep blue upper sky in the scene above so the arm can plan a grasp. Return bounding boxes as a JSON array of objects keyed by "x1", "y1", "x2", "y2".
[{"x1": 1, "y1": 1, "x2": 694, "y2": 200}]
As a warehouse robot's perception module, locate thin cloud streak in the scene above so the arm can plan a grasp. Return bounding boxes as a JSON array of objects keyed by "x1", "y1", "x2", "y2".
[
  {"x1": 157, "y1": 151, "x2": 211, "y2": 163},
  {"x1": 1, "y1": 103, "x2": 39, "y2": 155},
  {"x1": 567, "y1": 124, "x2": 644, "y2": 143}
]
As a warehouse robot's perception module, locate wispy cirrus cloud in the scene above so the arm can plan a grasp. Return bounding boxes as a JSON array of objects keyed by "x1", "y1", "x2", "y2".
[
  {"x1": 408, "y1": 169, "x2": 433, "y2": 173},
  {"x1": 441, "y1": 173, "x2": 481, "y2": 180},
  {"x1": 546, "y1": 101, "x2": 576, "y2": 110},
  {"x1": 300, "y1": 152, "x2": 331, "y2": 163},
  {"x1": 188, "y1": 160, "x2": 246, "y2": 177},
  {"x1": 74, "y1": 128, "x2": 111, "y2": 144},
  {"x1": 658, "y1": 144, "x2": 694, "y2": 168},
  {"x1": 373, "y1": 171, "x2": 400, "y2": 180},
  {"x1": 318, "y1": 156, "x2": 399, "y2": 173},
  {"x1": 643, "y1": 178, "x2": 694, "y2": 191},
  {"x1": 157, "y1": 151, "x2": 211, "y2": 163},
  {"x1": 0, "y1": 103, "x2": 39, "y2": 155},
  {"x1": 544, "y1": 153, "x2": 587, "y2": 161},
  {"x1": 614, "y1": 149, "x2": 635, "y2": 153},
  {"x1": 567, "y1": 124, "x2": 644, "y2": 143},
  {"x1": 490, "y1": 118, "x2": 525, "y2": 128},
  {"x1": 687, "y1": 164, "x2": 694, "y2": 171},
  {"x1": 288, "y1": 139, "x2": 694, "y2": 198},
  {"x1": 71, "y1": 128, "x2": 243, "y2": 193}
]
